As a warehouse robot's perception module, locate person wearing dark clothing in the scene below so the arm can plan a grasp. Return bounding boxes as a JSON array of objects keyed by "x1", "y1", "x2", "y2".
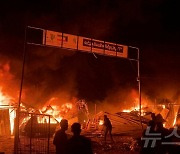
[
  {"x1": 104, "y1": 115, "x2": 114, "y2": 143},
  {"x1": 140, "y1": 120, "x2": 157, "y2": 154},
  {"x1": 151, "y1": 113, "x2": 156, "y2": 122},
  {"x1": 53, "y1": 119, "x2": 68, "y2": 154},
  {"x1": 156, "y1": 122, "x2": 171, "y2": 154},
  {"x1": 67, "y1": 123, "x2": 93, "y2": 154}
]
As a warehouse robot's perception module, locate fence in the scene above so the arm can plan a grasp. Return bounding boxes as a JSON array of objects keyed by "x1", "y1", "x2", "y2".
[{"x1": 18, "y1": 112, "x2": 56, "y2": 154}]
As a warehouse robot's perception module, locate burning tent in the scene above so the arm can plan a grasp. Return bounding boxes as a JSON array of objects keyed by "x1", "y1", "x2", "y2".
[
  {"x1": 0, "y1": 108, "x2": 11, "y2": 136},
  {"x1": 0, "y1": 88, "x2": 16, "y2": 136}
]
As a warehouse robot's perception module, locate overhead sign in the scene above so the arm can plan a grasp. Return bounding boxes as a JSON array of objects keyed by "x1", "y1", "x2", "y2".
[
  {"x1": 105, "y1": 42, "x2": 117, "y2": 56},
  {"x1": 92, "y1": 39, "x2": 104, "y2": 54},
  {"x1": 78, "y1": 36, "x2": 91, "y2": 52},
  {"x1": 62, "y1": 33, "x2": 78, "y2": 50},
  {"x1": 42, "y1": 29, "x2": 128, "y2": 58},
  {"x1": 117, "y1": 44, "x2": 128, "y2": 58},
  {"x1": 45, "y1": 30, "x2": 62, "y2": 47}
]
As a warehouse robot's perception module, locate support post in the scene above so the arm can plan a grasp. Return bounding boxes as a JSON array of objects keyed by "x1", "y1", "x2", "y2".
[
  {"x1": 47, "y1": 115, "x2": 50, "y2": 154},
  {"x1": 128, "y1": 46, "x2": 143, "y2": 130},
  {"x1": 95, "y1": 104, "x2": 97, "y2": 129},
  {"x1": 14, "y1": 26, "x2": 27, "y2": 154}
]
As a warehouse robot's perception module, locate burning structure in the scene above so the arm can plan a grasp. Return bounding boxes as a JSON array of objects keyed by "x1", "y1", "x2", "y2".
[
  {"x1": 0, "y1": 57, "x2": 180, "y2": 138},
  {"x1": 0, "y1": 27, "x2": 180, "y2": 153},
  {"x1": 0, "y1": 88, "x2": 16, "y2": 136}
]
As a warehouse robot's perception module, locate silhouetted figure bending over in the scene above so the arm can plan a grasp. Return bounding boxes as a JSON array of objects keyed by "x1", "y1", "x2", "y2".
[
  {"x1": 104, "y1": 115, "x2": 114, "y2": 143},
  {"x1": 53, "y1": 119, "x2": 68, "y2": 154},
  {"x1": 67, "y1": 123, "x2": 93, "y2": 154}
]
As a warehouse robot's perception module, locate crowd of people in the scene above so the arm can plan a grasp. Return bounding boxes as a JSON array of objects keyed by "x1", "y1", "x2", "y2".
[{"x1": 53, "y1": 115, "x2": 114, "y2": 154}]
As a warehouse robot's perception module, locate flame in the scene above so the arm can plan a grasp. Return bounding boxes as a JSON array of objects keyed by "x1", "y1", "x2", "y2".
[
  {"x1": 173, "y1": 109, "x2": 178, "y2": 127},
  {"x1": 38, "y1": 103, "x2": 73, "y2": 124},
  {"x1": 0, "y1": 87, "x2": 15, "y2": 134},
  {"x1": 173, "y1": 117, "x2": 177, "y2": 126},
  {"x1": 99, "y1": 120, "x2": 104, "y2": 125},
  {"x1": 122, "y1": 105, "x2": 144, "y2": 113},
  {"x1": 162, "y1": 105, "x2": 166, "y2": 109}
]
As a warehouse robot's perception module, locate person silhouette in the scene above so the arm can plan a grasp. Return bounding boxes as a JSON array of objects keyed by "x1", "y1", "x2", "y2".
[
  {"x1": 67, "y1": 123, "x2": 93, "y2": 154},
  {"x1": 140, "y1": 120, "x2": 157, "y2": 154},
  {"x1": 104, "y1": 115, "x2": 114, "y2": 143},
  {"x1": 53, "y1": 119, "x2": 68, "y2": 154}
]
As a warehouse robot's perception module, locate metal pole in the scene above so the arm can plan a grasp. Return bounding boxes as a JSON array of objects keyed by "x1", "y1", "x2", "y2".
[
  {"x1": 95, "y1": 104, "x2": 97, "y2": 129},
  {"x1": 137, "y1": 48, "x2": 143, "y2": 129},
  {"x1": 14, "y1": 26, "x2": 27, "y2": 153},
  {"x1": 47, "y1": 116, "x2": 50, "y2": 154},
  {"x1": 30, "y1": 114, "x2": 32, "y2": 154},
  {"x1": 128, "y1": 46, "x2": 143, "y2": 130}
]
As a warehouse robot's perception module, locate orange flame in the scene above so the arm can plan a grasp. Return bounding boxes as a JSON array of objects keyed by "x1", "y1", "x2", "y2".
[
  {"x1": 0, "y1": 87, "x2": 15, "y2": 135},
  {"x1": 99, "y1": 120, "x2": 104, "y2": 125},
  {"x1": 38, "y1": 103, "x2": 73, "y2": 124},
  {"x1": 122, "y1": 105, "x2": 144, "y2": 113}
]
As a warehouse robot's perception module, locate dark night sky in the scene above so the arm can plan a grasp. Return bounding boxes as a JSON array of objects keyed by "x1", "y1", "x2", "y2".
[{"x1": 0, "y1": 0, "x2": 180, "y2": 106}]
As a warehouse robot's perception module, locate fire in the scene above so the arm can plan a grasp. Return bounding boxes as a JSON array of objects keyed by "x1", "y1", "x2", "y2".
[
  {"x1": 0, "y1": 87, "x2": 16, "y2": 135},
  {"x1": 0, "y1": 87, "x2": 11, "y2": 104},
  {"x1": 99, "y1": 120, "x2": 104, "y2": 125},
  {"x1": 122, "y1": 105, "x2": 144, "y2": 113},
  {"x1": 162, "y1": 105, "x2": 166, "y2": 109},
  {"x1": 122, "y1": 97, "x2": 147, "y2": 115},
  {"x1": 38, "y1": 103, "x2": 73, "y2": 124},
  {"x1": 173, "y1": 109, "x2": 178, "y2": 127}
]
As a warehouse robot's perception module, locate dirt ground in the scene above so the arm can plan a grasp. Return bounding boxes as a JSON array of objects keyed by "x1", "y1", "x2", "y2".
[
  {"x1": 91, "y1": 135, "x2": 140, "y2": 154},
  {"x1": 0, "y1": 133, "x2": 141, "y2": 154},
  {"x1": 0, "y1": 122, "x2": 143, "y2": 154}
]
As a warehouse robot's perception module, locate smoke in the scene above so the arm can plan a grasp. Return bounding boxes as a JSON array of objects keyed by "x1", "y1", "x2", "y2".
[
  {"x1": 1, "y1": 43, "x2": 179, "y2": 112},
  {"x1": 0, "y1": 54, "x2": 21, "y2": 103},
  {"x1": 0, "y1": 0, "x2": 180, "y2": 112}
]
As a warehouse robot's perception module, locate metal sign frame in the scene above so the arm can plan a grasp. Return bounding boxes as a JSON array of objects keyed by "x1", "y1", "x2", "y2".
[{"x1": 14, "y1": 26, "x2": 142, "y2": 153}]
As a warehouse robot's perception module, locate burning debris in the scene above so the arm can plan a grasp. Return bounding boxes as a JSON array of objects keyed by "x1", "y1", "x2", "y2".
[
  {"x1": 0, "y1": 88, "x2": 16, "y2": 135},
  {"x1": 121, "y1": 100, "x2": 180, "y2": 129}
]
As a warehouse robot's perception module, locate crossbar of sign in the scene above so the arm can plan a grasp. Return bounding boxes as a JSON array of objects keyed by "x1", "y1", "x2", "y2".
[{"x1": 43, "y1": 30, "x2": 128, "y2": 58}]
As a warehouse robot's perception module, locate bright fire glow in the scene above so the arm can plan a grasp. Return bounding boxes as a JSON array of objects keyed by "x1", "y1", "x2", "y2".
[
  {"x1": 173, "y1": 110, "x2": 178, "y2": 127},
  {"x1": 38, "y1": 103, "x2": 73, "y2": 124},
  {"x1": 173, "y1": 117, "x2": 177, "y2": 126},
  {"x1": 162, "y1": 105, "x2": 166, "y2": 109},
  {"x1": 122, "y1": 105, "x2": 144, "y2": 113},
  {"x1": 0, "y1": 87, "x2": 15, "y2": 134},
  {"x1": 99, "y1": 120, "x2": 104, "y2": 125}
]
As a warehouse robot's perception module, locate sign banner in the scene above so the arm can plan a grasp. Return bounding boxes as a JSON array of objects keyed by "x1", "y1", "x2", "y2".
[
  {"x1": 117, "y1": 44, "x2": 128, "y2": 58},
  {"x1": 42, "y1": 28, "x2": 128, "y2": 58},
  {"x1": 45, "y1": 30, "x2": 62, "y2": 47},
  {"x1": 78, "y1": 36, "x2": 91, "y2": 52},
  {"x1": 62, "y1": 33, "x2": 78, "y2": 50},
  {"x1": 92, "y1": 39, "x2": 104, "y2": 54},
  {"x1": 105, "y1": 42, "x2": 117, "y2": 56}
]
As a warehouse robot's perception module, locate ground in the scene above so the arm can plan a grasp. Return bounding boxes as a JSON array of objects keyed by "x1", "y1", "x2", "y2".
[
  {"x1": 0, "y1": 133, "x2": 141, "y2": 154},
  {"x1": 0, "y1": 120, "x2": 144, "y2": 153}
]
